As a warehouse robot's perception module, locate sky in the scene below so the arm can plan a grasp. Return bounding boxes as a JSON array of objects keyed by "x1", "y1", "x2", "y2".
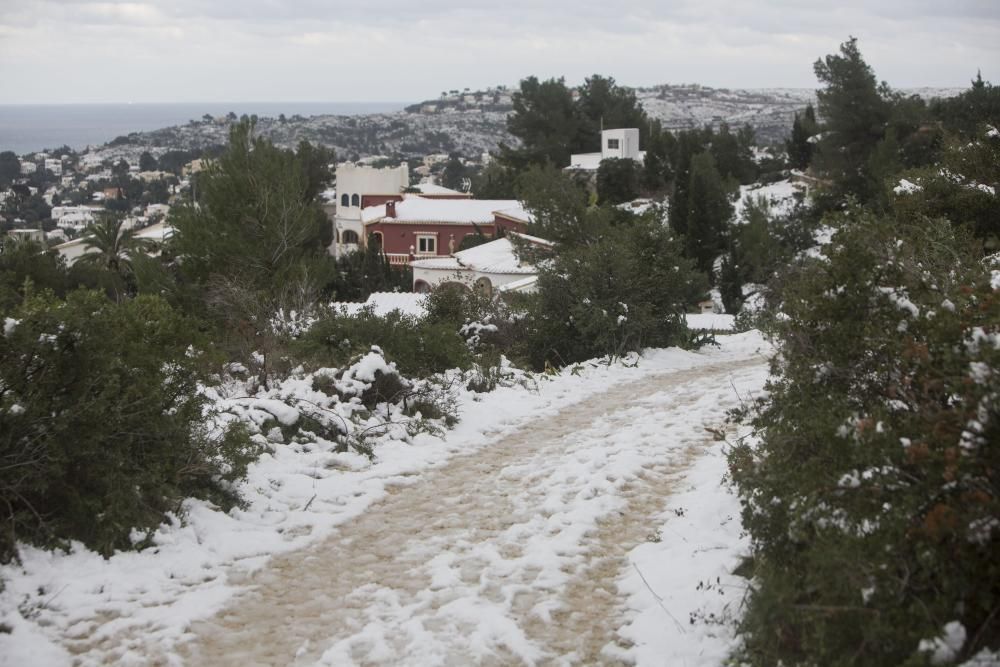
[{"x1": 0, "y1": 0, "x2": 998, "y2": 104}]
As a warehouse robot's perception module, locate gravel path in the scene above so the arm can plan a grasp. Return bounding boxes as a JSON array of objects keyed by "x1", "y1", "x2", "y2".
[{"x1": 177, "y1": 357, "x2": 763, "y2": 666}]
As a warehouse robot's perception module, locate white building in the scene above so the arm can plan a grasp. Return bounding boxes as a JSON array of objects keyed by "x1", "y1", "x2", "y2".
[
  {"x1": 5, "y1": 229, "x2": 46, "y2": 244},
  {"x1": 44, "y1": 159, "x2": 63, "y2": 176},
  {"x1": 567, "y1": 128, "x2": 645, "y2": 171},
  {"x1": 332, "y1": 162, "x2": 409, "y2": 257},
  {"x1": 20, "y1": 162, "x2": 36, "y2": 175},
  {"x1": 51, "y1": 205, "x2": 102, "y2": 232},
  {"x1": 409, "y1": 233, "x2": 551, "y2": 295}
]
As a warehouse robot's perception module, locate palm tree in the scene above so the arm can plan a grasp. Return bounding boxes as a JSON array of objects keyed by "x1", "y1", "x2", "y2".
[{"x1": 78, "y1": 214, "x2": 155, "y2": 275}]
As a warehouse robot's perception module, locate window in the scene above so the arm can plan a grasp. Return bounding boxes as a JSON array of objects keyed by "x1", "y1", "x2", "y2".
[
  {"x1": 341, "y1": 230, "x2": 359, "y2": 244},
  {"x1": 416, "y1": 234, "x2": 436, "y2": 254},
  {"x1": 350, "y1": 194, "x2": 360, "y2": 207},
  {"x1": 607, "y1": 138, "x2": 620, "y2": 150},
  {"x1": 340, "y1": 193, "x2": 349, "y2": 207}
]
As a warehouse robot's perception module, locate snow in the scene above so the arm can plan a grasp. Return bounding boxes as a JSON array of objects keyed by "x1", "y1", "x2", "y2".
[
  {"x1": 894, "y1": 178, "x2": 923, "y2": 195},
  {"x1": 0, "y1": 333, "x2": 771, "y2": 665},
  {"x1": 734, "y1": 179, "x2": 800, "y2": 222},
  {"x1": 330, "y1": 292, "x2": 428, "y2": 317},
  {"x1": 3, "y1": 317, "x2": 17, "y2": 337},
  {"x1": 686, "y1": 313, "x2": 735, "y2": 330},
  {"x1": 361, "y1": 197, "x2": 530, "y2": 225},
  {"x1": 918, "y1": 621, "x2": 967, "y2": 665},
  {"x1": 411, "y1": 237, "x2": 535, "y2": 275}
]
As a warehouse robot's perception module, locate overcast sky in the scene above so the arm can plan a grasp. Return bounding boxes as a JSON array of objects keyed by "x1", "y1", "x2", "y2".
[{"x1": 1, "y1": 0, "x2": 998, "y2": 104}]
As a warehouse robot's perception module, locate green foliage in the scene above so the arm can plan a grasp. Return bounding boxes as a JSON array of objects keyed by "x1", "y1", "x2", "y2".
[
  {"x1": 503, "y1": 74, "x2": 648, "y2": 169},
  {"x1": 729, "y1": 214, "x2": 1000, "y2": 665},
  {"x1": 931, "y1": 72, "x2": 1000, "y2": 136},
  {"x1": 596, "y1": 157, "x2": 642, "y2": 205},
  {"x1": 470, "y1": 160, "x2": 518, "y2": 198},
  {"x1": 332, "y1": 241, "x2": 411, "y2": 301},
  {"x1": 0, "y1": 152, "x2": 20, "y2": 187},
  {"x1": 0, "y1": 239, "x2": 68, "y2": 311},
  {"x1": 0, "y1": 290, "x2": 258, "y2": 560},
  {"x1": 515, "y1": 164, "x2": 594, "y2": 245},
  {"x1": 295, "y1": 307, "x2": 470, "y2": 378},
  {"x1": 786, "y1": 104, "x2": 818, "y2": 170},
  {"x1": 169, "y1": 119, "x2": 333, "y2": 290},
  {"x1": 684, "y1": 151, "x2": 734, "y2": 275},
  {"x1": 812, "y1": 37, "x2": 893, "y2": 204},
  {"x1": 503, "y1": 76, "x2": 582, "y2": 168},
  {"x1": 138, "y1": 151, "x2": 157, "y2": 172},
  {"x1": 891, "y1": 126, "x2": 1000, "y2": 249},
  {"x1": 526, "y1": 214, "x2": 707, "y2": 367},
  {"x1": 441, "y1": 154, "x2": 467, "y2": 191}
]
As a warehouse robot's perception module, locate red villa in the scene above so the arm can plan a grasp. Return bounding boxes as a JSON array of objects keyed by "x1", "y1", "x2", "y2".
[{"x1": 360, "y1": 196, "x2": 532, "y2": 266}]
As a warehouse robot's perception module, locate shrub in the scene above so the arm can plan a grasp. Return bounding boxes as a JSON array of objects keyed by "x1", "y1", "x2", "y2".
[
  {"x1": 294, "y1": 306, "x2": 470, "y2": 377},
  {"x1": 0, "y1": 290, "x2": 258, "y2": 560},
  {"x1": 525, "y1": 215, "x2": 708, "y2": 368},
  {"x1": 729, "y1": 214, "x2": 1000, "y2": 665}
]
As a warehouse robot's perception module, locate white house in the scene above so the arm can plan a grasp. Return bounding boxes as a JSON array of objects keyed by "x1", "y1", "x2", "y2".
[
  {"x1": 567, "y1": 128, "x2": 645, "y2": 171},
  {"x1": 409, "y1": 233, "x2": 551, "y2": 295},
  {"x1": 44, "y1": 159, "x2": 63, "y2": 176},
  {"x1": 332, "y1": 162, "x2": 409, "y2": 257}
]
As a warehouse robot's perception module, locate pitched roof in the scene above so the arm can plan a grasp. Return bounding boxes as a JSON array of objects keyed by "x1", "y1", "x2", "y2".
[{"x1": 410, "y1": 237, "x2": 536, "y2": 275}]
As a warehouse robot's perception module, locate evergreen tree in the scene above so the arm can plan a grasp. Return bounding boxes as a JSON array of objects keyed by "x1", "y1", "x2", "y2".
[
  {"x1": 684, "y1": 151, "x2": 733, "y2": 275},
  {"x1": 596, "y1": 157, "x2": 642, "y2": 205},
  {"x1": 170, "y1": 120, "x2": 333, "y2": 290},
  {"x1": 786, "y1": 104, "x2": 817, "y2": 170},
  {"x1": 138, "y1": 151, "x2": 158, "y2": 172},
  {"x1": 503, "y1": 76, "x2": 581, "y2": 167},
  {"x1": 812, "y1": 37, "x2": 892, "y2": 203},
  {"x1": 575, "y1": 74, "x2": 648, "y2": 150}
]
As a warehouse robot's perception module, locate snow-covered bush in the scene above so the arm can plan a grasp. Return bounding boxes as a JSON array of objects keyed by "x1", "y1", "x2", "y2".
[
  {"x1": 294, "y1": 305, "x2": 470, "y2": 378},
  {"x1": 729, "y1": 214, "x2": 1000, "y2": 665},
  {"x1": 0, "y1": 290, "x2": 257, "y2": 560}
]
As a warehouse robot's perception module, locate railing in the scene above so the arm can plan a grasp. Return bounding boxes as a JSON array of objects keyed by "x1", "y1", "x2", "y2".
[{"x1": 385, "y1": 253, "x2": 411, "y2": 266}]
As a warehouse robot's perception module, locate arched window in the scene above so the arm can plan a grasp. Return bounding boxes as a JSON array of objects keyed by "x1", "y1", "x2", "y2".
[
  {"x1": 340, "y1": 193, "x2": 349, "y2": 207},
  {"x1": 369, "y1": 231, "x2": 384, "y2": 249},
  {"x1": 414, "y1": 280, "x2": 431, "y2": 294},
  {"x1": 351, "y1": 194, "x2": 360, "y2": 207},
  {"x1": 341, "y1": 230, "x2": 359, "y2": 245}
]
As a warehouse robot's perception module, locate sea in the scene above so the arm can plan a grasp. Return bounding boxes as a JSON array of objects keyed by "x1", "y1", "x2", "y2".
[{"x1": 0, "y1": 102, "x2": 406, "y2": 156}]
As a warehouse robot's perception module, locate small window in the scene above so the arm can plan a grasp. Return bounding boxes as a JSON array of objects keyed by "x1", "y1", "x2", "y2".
[
  {"x1": 417, "y1": 235, "x2": 436, "y2": 254},
  {"x1": 351, "y1": 194, "x2": 360, "y2": 207},
  {"x1": 340, "y1": 193, "x2": 349, "y2": 207},
  {"x1": 607, "y1": 138, "x2": 620, "y2": 150},
  {"x1": 341, "y1": 230, "x2": 359, "y2": 244}
]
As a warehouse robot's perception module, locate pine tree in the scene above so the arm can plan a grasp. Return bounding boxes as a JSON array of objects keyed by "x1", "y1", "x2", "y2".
[
  {"x1": 812, "y1": 37, "x2": 892, "y2": 203},
  {"x1": 786, "y1": 104, "x2": 817, "y2": 170},
  {"x1": 684, "y1": 151, "x2": 733, "y2": 275}
]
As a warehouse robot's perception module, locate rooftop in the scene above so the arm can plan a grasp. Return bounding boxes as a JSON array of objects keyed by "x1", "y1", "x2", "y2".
[{"x1": 362, "y1": 197, "x2": 531, "y2": 225}]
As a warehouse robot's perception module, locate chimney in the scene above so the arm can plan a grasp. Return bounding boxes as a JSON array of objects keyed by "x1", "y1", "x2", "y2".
[{"x1": 386, "y1": 200, "x2": 397, "y2": 218}]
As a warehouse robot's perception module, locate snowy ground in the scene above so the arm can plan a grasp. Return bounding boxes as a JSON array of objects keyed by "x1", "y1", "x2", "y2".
[
  {"x1": 734, "y1": 179, "x2": 802, "y2": 222},
  {"x1": 0, "y1": 333, "x2": 770, "y2": 666}
]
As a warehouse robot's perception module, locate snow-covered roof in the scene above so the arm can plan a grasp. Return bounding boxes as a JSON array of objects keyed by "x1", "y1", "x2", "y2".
[
  {"x1": 410, "y1": 183, "x2": 467, "y2": 196},
  {"x1": 361, "y1": 198, "x2": 529, "y2": 225},
  {"x1": 410, "y1": 237, "x2": 536, "y2": 275},
  {"x1": 497, "y1": 275, "x2": 539, "y2": 293},
  {"x1": 330, "y1": 292, "x2": 428, "y2": 317},
  {"x1": 133, "y1": 221, "x2": 174, "y2": 242},
  {"x1": 566, "y1": 152, "x2": 603, "y2": 170}
]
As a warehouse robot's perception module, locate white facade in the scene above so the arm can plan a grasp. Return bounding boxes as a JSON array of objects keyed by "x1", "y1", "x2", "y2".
[
  {"x1": 567, "y1": 128, "x2": 646, "y2": 171},
  {"x1": 409, "y1": 236, "x2": 547, "y2": 296},
  {"x1": 44, "y1": 159, "x2": 63, "y2": 176},
  {"x1": 332, "y1": 163, "x2": 409, "y2": 256}
]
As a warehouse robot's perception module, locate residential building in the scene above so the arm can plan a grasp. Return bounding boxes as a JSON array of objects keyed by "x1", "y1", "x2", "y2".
[
  {"x1": 331, "y1": 163, "x2": 409, "y2": 257},
  {"x1": 410, "y1": 233, "x2": 551, "y2": 295},
  {"x1": 361, "y1": 197, "x2": 531, "y2": 267},
  {"x1": 567, "y1": 128, "x2": 645, "y2": 171}
]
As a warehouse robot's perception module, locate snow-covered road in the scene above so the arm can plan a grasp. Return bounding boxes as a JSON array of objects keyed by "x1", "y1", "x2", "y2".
[
  {"x1": 0, "y1": 333, "x2": 769, "y2": 667},
  {"x1": 183, "y1": 357, "x2": 766, "y2": 666}
]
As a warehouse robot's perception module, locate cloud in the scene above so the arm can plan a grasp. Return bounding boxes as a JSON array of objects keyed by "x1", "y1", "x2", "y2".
[{"x1": 0, "y1": 0, "x2": 996, "y2": 103}]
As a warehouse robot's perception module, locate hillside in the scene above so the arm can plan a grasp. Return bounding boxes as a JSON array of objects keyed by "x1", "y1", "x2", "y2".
[{"x1": 82, "y1": 84, "x2": 964, "y2": 166}]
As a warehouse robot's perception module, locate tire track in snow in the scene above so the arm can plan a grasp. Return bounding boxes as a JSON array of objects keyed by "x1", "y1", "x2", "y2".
[{"x1": 169, "y1": 356, "x2": 764, "y2": 666}]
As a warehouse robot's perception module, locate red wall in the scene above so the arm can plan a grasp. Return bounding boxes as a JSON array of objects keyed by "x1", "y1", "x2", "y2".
[
  {"x1": 366, "y1": 222, "x2": 495, "y2": 255},
  {"x1": 361, "y1": 194, "x2": 403, "y2": 209}
]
